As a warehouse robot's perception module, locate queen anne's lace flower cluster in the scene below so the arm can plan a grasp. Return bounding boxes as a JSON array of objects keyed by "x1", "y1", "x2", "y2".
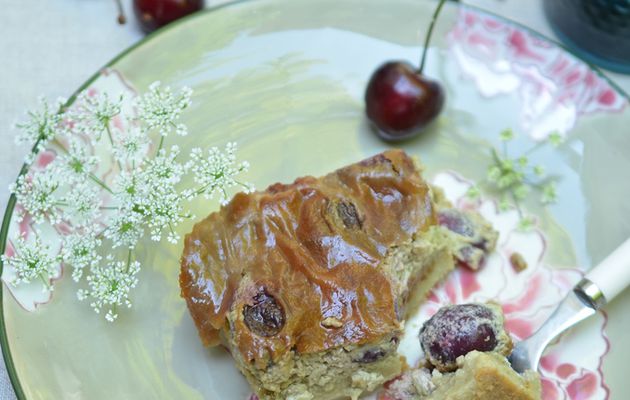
[
  {"x1": 69, "y1": 92, "x2": 122, "y2": 143},
  {"x1": 189, "y1": 142, "x2": 254, "y2": 205},
  {"x1": 113, "y1": 127, "x2": 150, "y2": 167},
  {"x1": 4, "y1": 83, "x2": 252, "y2": 322},
  {"x1": 466, "y1": 128, "x2": 560, "y2": 230},
  {"x1": 64, "y1": 182, "x2": 102, "y2": 227},
  {"x1": 56, "y1": 137, "x2": 99, "y2": 179},
  {"x1": 1, "y1": 234, "x2": 59, "y2": 289},
  {"x1": 15, "y1": 97, "x2": 66, "y2": 158},
  {"x1": 61, "y1": 230, "x2": 102, "y2": 282},
  {"x1": 11, "y1": 169, "x2": 63, "y2": 225},
  {"x1": 77, "y1": 255, "x2": 140, "y2": 322},
  {"x1": 135, "y1": 81, "x2": 192, "y2": 137}
]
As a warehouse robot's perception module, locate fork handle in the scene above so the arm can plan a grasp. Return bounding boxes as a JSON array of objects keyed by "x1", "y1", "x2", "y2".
[{"x1": 582, "y1": 237, "x2": 630, "y2": 307}]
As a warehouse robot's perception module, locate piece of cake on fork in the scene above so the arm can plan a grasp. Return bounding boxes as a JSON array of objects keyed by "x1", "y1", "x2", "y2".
[{"x1": 381, "y1": 303, "x2": 541, "y2": 400}]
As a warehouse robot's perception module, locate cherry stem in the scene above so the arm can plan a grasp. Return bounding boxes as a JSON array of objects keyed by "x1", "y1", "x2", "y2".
[
  {"x1": 115, "y1": 0, "x2": 126, "y2": 25},
  {"x1": 419, "y1": 0, "x2": 449, "y2": 74}
]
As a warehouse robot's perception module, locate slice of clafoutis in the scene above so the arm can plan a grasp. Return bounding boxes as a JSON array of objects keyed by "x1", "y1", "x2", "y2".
[{"x1": 180, "y1": 150, "x2": 497, "y2": 400}]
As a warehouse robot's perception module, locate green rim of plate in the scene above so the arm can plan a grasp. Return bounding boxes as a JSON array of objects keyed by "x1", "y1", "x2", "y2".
[{"x1": 0, "y1": 1, "x2": 627, "y2": 399}]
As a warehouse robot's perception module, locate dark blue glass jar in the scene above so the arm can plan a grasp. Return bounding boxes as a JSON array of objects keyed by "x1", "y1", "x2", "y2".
[{"x1": 544, "y1": 0, "x2": 630, "y2": 73}]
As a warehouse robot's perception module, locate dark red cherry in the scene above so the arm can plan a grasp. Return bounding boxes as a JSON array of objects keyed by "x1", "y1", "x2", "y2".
[
  {"x1": 365, "y1": 61, "x2": 444, "y2": 141},
  {"x1": 437, "y1": 209, "x2": 493, "y2": 270},
  {"x1": 437, "y1": 209, "x2": 475, "y2": 237},
  {"x1": 364, "y1": 0, "x2": 448, "y2": 141},
  {"x1": 243, "y1": 289, "x2": 285, "y2": 337},
  {"x1": 419, "y1": 303, "x2": 498, "y2": 371},
  {"x1": 133, "y1": 0, "x2": 204, "y2": 33}
]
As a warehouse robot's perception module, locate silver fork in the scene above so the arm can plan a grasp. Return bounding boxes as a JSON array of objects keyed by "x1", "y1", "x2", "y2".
[{"x1": 509, "y1": 238, "x2": 630, "y2": 373}]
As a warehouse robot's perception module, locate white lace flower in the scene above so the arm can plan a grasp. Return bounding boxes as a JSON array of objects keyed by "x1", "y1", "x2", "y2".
[
  {"x1": 15, "y1": 96, "x2": 65, "y2": 156},
  {"x1": 111, "y1": 146, "x2": 190, "y2": 244},
  {"x1": 135, "y1": 82, "x2": 192, "y2": 137},
  {"x1": 143, "y1": 188, "x2": 187, "y2": 243},
  {"x1": 189, "y1": 142, "x2": 254, "y2": 204},
  {"x1": 63, "y1": 181, "x2": 102, "y2": 227},
  {"x1": 70, "y1": 91, "x2": 122, "y2": 143},
  {"x1": 112, "y1": 126, "x2": 150, "y2": 167},
  {"x1": 111, "y1": 171, "x2": 139, "y2": 208},
  {"x1": 8, "y1": 82, "x2": 257, "y2": 323},
  {"x1": 61, "y1": 230, "x2": 102, "y2": 282},
  {"x1": 135, "y1": 147, "x2": 190, "y2": 243},
  {"x1": 11, "y1": 168, "x2": 63, "y2": 225},
  {"x1": 143, "y1": 146, "x2": 186, "y2": 186},
  {"x1": 79, "y1": 255, "x2": 140, "y2": 322},
  {"x1": 103, "y1": 209, "x2": 144, "y2": 249},
  {"x1": 53, "y1": 137, "x2": 98, "y2": 181},
  {"x1": 2, "y1": 234, "x2": 59, "y2": 291}
]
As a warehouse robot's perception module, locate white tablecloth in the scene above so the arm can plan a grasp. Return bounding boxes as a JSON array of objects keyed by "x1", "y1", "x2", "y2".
[{"x1": 0, "y1": 1, "x2": 629, "y2": 398}]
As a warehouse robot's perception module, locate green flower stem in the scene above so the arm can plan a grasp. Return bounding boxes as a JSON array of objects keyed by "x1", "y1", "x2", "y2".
[
  {"x1": 51, "y1": 138, "x2": 69, "y2": 154},
  {"x1": 233, "y1": 180, "x2": 250, "y2": 188},
  {"x1": 105, "y1": 124, "x2": 123, "y2": 170},
  {"x1": 490, "y1": 148, "x2": 502, "y2": 165},
  {"x1": 523, "y1": 178, "x2": 550, "y2": 189},
  {"x1": 125, "y1": 249, "x2": 132, "y2": 273},
  {"x1": 88, "y1": 174, "x2": 114, "y2": 195},
  {"x1": 194, "y1": 184, "x2": 213, "y2": 196},
  {"x1": 104, "y1": 121, "x2": 115, "y2": 147},
  {"x1": 38, "y1": 273, "x2": 51, "y2": 290},
  {"x1": 509, "y1": 189, "x2": 524, "y2": 217},
  {"x1": 157, "y1": 136, "x2": 165, "y2": 154},
  {"x1": 523, "y1": 141, "x2": 546, "y2": 156}
]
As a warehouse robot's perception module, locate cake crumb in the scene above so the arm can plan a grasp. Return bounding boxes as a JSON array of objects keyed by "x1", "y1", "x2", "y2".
[
  {"x1": 411, "y1": 368, "x2": 436, "y2": 395},
  {"x1": 352, "y1": 371, "x2": 384, "y2": 391},
  {"x1": 321, "y1": 317, "x2": 343, "y2": 328},
  {"x1": 383, "y1": 368, "x2": 436, "y2": 398},
  {"x1": 510, "y1": 252, "x2": 528, "y2": 272},
  {"x1": 285, "y1": 384, "x2": 314, "y2": 400}
]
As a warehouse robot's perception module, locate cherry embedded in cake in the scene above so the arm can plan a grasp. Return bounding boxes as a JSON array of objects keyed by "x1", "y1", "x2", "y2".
[
  {"x1": 435, "y1": 206, "x2": 498, "y2": 270},
  {"x1": 380, "y1": 303, "x2": 541, "y2": 400},
  {"x1": 420, "y1": 303, "x2": 513, "y2": 372}
]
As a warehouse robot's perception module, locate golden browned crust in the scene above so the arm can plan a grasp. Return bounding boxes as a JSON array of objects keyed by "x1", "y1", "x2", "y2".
[{"x1": 179, "y1": 150, "x2": 436, "y2": 363}]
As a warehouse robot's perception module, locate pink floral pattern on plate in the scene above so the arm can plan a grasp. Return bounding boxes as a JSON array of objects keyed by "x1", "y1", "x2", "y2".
[
  {"x1": 448, "y1": 8, "x2": 627, "y2": 140},
  {"x1": 391, "y1": 172, "x2": 609, "y2": 400}
]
